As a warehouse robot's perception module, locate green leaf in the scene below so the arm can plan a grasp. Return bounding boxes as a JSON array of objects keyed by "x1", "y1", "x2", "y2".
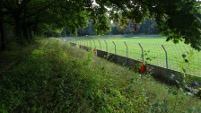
[
  {"x1": 182, "y1": 54, "x2": 186, "y2": 58},
  {"x1": 172, "y1": 91, "x2": 178, "y2": 95},
  {"x1": 184, "y1": 59, "x2": 189, "y2": 63},
  {"x1": 168, "y1": 89, "x2": 172, "y2": 94},
  {"x1": 182, "y1": 68, "x2": 186, "y2": 73}
]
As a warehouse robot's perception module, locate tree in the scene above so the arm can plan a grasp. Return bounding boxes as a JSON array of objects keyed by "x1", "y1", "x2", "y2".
[
  {"x1": 0, "y1": 0, "x2": 5, "y2": 51},
  {"x1": 1, "y1": 0, "x2": 201, "y2": 50},
  {"x1": 105, "y1": 0, "x2": 201, "y2": 50},
  {"x1": 77, "y1": 19, "x2": 97, "y2": 36},
  {"x1": 2, "y1": 0, "x2": 55, "y2": 44},
  {"x1": 137, "y1": 18, "x2": 158, "y2": 34}
]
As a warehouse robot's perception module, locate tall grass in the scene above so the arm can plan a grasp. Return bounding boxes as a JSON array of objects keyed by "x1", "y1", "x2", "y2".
[
  {"x1": 0, "y1": 38, "x2": 200, "y2": 113},
  {"x1": 0, "y1": 37, "x2": 43, "y2": 75}
]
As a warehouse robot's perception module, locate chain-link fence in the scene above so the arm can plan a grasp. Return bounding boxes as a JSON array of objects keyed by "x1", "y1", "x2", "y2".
[{"x1": 70, "y1": 38, "x2": 200, "y2": 77}]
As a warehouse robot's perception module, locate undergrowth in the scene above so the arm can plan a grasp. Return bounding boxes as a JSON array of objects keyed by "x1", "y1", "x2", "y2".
[
  {"x1": 0, "y1": 37, "x2": 43, "y2": 75},
  {"x1": 0, "y1": 38, "x2": 200, "y2": 113}
]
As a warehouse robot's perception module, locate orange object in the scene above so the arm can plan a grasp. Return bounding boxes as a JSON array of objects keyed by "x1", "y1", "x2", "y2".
[
  {"x1": 139, "y1": 62, "x2": 146, "y2": 73},
  {"x1": 93, "y1": 48, "x2": 97, "y2": 55}
]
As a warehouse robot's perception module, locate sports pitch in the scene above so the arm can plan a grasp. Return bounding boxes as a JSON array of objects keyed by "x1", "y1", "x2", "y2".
[{"x1": 73, "y1": 35, "x2": 201, "y2": 76}]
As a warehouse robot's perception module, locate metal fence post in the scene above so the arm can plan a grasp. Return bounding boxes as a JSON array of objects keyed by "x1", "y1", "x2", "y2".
[
  {"x1": 124, "y1": 41, "x2": 129, "y2": 66},
  {"x1": 82, "y1": 39, "x2": 84, "y2": 46},
  {"x1": 92, "y1": 40, "x2": 96, "y2": 49},
  {"x1": 83, "y1": 39, "x2": 86, "y2": 46},
  {"x1": 74, "y1": 39, "x2": 76, "y2": 45},
  {"x1": 138, "y1": 43, "x2": 144, "y2": 62},
  {"x1": 81, "y1": 39, "x2": 83, "y2": 46},
  {"x1": 112, "y1": 41, "x2": 116, "y2": 55},
  {"x1": 89, "y1": 40, "x2": 92, "y2": 50},
  {"x1": 79, "y1": 39, "x2": 82, "y2": 46},
  {"x1": 77, "y1": 39, "x2": 80, "y2": 47},
  {"x1": 86, "y1": 39, "x2": 88, "y2": 47},
  {"x1": 161, "y1": 45, "x2": 168, "y2": 69},
  {"x1": 124, "y1": 42, "x2": 128, "y2": 57},
  {"x1": 78, "y1": 39, "x2": 80, "y2": 47},
  {"x1": 98, "y1": 39, "x2": 101, "y2": 50},
  {"x1": 79, "y1": 39, "x2": 82, "y2": 45},
  {"x1": 85, "y1": 39, "x2": 87, "y2": 46},
  {"x1": 73, "y1": 39, "x2": 76, "y2": 45},
  {"x1": 104, "y1": 40, "x2": 108, "y2": 52},
  {"x1": 75, "y1": 39, "x2": 77, "y2": 46}
]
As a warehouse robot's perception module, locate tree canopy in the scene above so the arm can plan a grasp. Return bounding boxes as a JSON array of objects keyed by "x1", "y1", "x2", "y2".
[{"x1": 1, "y1": 0, "x2": 201, "y2": 50}]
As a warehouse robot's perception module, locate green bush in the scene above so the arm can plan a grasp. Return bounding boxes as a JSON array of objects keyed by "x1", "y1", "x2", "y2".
[
  {"x1": 0, "y1": 39, "x2": 200, "y2": 113},
  {"x1": 0, "y1": 39, "x2": 135, "y2": 112}
]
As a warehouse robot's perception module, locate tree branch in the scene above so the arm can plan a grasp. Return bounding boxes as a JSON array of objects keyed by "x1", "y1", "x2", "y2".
[{"x1": 24, "y1": 0, "x2": 57, "y2": 19}]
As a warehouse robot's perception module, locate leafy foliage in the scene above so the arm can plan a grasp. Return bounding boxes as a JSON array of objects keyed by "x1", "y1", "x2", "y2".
[
  {"x1": 0, "y1": 38, "x2": 201, "y2": 112},
  {"x1": 1, "y1": 0, "x2": 201, "y2": 50}
]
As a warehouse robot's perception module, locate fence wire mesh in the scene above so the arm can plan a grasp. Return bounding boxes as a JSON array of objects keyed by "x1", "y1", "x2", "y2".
[{"x1": 72, "y1": 38, "x2": 200, "y2": 77}]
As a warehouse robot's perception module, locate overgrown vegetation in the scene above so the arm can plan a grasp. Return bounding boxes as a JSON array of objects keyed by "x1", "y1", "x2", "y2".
[
  {"x1": 0, "y1": 38, "x2": 42, "y2": 74},
  {"x1": 1, "y1": 0, "x2": 201, "y2": 51},
  {"x1": 0, "y1": 38, "x2": 200, "y2": 112}
]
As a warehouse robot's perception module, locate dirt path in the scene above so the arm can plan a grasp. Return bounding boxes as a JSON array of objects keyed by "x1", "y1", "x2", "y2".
[{"x1": 0, "y1": 41, "x2": 41, "y2": 76}]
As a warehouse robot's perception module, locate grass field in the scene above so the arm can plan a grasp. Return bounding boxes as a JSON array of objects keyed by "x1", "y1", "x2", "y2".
[{"x1": 70, "y1": 35, "x2": 201, "y2": 76}]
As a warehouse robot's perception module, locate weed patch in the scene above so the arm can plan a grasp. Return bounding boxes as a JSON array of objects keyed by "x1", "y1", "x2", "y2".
[{"x1": 0, "y1": 38, "x2": 200, "y2": 112}]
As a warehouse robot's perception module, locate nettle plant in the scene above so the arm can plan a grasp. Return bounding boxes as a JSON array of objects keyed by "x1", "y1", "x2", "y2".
[
  {"x1": 180, "y1": 49, "x2": 194, "y2": 74},
  {"x1": 144, "y1": 50, "x2": 157, "y2": 64},
  {"x1": 180, "y1": 50, "x2": 201, "y2": 98},
  {"x1": 168, "y1": 49, "x2": 200, "y2": 112},
  {"x1": 174, "y1": 49, "x2": 196, "y2": 90},
  {"x1": 150, "y1": 49, "x2": 201, "y2": 112},
  {"x1": 140, "y1": 50, "x2": 156, "y2": 73}
]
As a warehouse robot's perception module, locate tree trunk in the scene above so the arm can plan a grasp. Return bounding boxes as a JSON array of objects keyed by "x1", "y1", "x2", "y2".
[
  {"x1": 27, "y1": 26, "x2": 31, "y2": 41},
  {"x1": 22, "y1": 22, "x2": 30, "y2": 43},
  {"x1": 32, "y1": 23, "x2": 38, "y2": 36},
  {"x1": 0, "y1": 1, "x2": 5, "y2": 51},
  {"x1": 27, "y1": 24, "x2": 33, "y2": 41},
  {"x1": 14, "y1": 16, "x2": 24, "y2": 44},
  {"x1": 0, "y1": 19, "x2": 5, "y2": 51}
]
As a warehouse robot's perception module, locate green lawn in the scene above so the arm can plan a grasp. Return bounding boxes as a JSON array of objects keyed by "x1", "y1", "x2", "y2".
[{"x1": 72, "y1": 35, "x2": 201, "y2": 76}]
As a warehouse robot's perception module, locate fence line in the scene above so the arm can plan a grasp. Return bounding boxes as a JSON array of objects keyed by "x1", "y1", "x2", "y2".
[
  {"x1": 161, "y1": 45, "x2": 168, "y2": 69},
  {"x1": 124, "y1": 42, "x2": 128, "y2": 58},
  {"x1": 71, "y1": 39, "x2": 200, "y2": 77}
]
